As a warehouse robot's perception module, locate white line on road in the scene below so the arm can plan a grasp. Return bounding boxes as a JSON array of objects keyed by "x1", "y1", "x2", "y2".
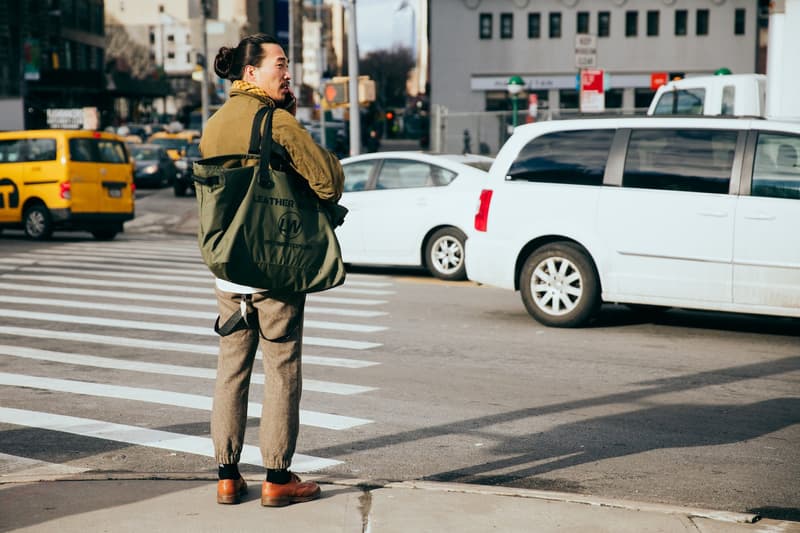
[
  {"x1": 0, "y1": 282, "x2": 388, "y2": 317},
  {"x1": 0, "y1": 295, "x2": 387, "y2": 333},
  {"x1": 0, "y1": 345, "x2": 377, "y2": 396},
  {"x1": 0, "y1": 373, "x2": 372, "y2": 430},
  {"x1": 0, "y1": 407, "x2": 338, "y2": 471},
  {"x1": 0, "y1": 326, "x2": 380, "y2": 368}
]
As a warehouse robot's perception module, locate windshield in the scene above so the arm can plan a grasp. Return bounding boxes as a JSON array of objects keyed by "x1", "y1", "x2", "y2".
[
  {"x1": 186, "y1": 143, "x2": 201, "y2": 157},
  {"x1": 130, "y1": 147, "x2": 160, "y2": 161},
  {"x1": 150, "y1": 138, "x2": 189, "y2": 150}
]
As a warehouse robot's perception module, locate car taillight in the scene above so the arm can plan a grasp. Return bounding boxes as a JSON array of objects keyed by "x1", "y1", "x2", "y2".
[
  {"x1": 60, "y1": 181, "x2": 71, "y2": 200},
  {"x1": 130, "y1": 182, "x2": 136, "y2": 194},
  {"x1": 474, "y1": 189, "x2": 493, "y2": 232}
]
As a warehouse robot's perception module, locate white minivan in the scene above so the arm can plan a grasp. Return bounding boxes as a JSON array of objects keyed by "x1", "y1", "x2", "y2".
[{"x1": 466, "y1": 116, "x2": 800, "y2": 327}]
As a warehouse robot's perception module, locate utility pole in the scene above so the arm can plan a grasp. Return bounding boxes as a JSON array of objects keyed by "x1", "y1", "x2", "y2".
[
  {"x1": 343, "y1": 0, "x2": 360, "y2": 156},
  {"x1": 200, "y1": 0, "x2": 210, "y2": 130}
]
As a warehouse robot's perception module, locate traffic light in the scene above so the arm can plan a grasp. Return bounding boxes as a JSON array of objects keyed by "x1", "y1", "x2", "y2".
[{"x1": 324, "y1": 81, "x2": 348, "y2": 105}]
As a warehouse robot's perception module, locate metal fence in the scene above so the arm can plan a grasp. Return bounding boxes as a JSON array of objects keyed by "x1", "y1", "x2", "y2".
[{"x1": 430, "y1": 105, "x2": 649, "y2": 156}]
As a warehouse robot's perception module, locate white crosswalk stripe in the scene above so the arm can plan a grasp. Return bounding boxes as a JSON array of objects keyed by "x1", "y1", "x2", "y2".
[
  {"x1": 0, "y1": 373, "x2": 372, "y2": 430},
  {"x1": 0, "y1": 295, "x2": 387, "y2": 333},
  {"x1": 0, "y1": 239, "x2": 390, "y2": 474},
  {"x1": 0, "y1": 408, "x2": 338, "y2": 471},
  {"x1": 0, "y1": 345, "x2": 377, "y2": 396},
  {"x1": 0, "y1": 325, "x2": 379, "y2": 368}
]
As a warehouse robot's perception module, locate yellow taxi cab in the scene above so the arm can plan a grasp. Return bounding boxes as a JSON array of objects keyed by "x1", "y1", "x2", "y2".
[
  {"x1": 0, "y1": 129, "x2": 135, "y2": 240},
  {"x1": 147, "y1": 130, "x2": 201, "y2": 160}
]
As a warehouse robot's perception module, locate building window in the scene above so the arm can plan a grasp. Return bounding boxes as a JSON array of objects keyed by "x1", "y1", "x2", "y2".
[
  {"x1": 479, "y1": 13, "x2": 492, "y2": 39},
  {"x1": 167, "y1": 51, "x2": 175, "y2": 59},
  {"x1": 167, "y1": 34, "x2": 175, "y2": 42},
  {"x1": 159, "y1": 4, "x2": 164, "y2": 13},
  {"x1": 149, "y1": 31, "x2": 155, "y2": 45},
  {"x1": 501, "y1": 13, "x2": 513, "y2": 39},
  {"x1": 647, "y1": 10, "x2": 659, "y2": 36},
  {"x1": 528, "y1": 13, "x2": 541, "y2": 38},
  {"x1": 675, "y1": 10, "x2": 687, "y2": 36},
  {"x1": 696, "y1": 9, "x2": 709, "y2": 35},
  {"x1": 598, "y1": 11, "x2": 610, "y2": 37},
  {"x1": 577, "y1": 12, "x2": 589, "y2": 34},
  {"x1": 549, "y1": 12, "x2": 561, "y2": 38},
  {"x1": 734, "y1": 8, "x2": 746, "y2": 35},
  {"x1": 625, "y1": 11, "x2": 638, "y2": 37},
  {"x1": 186, "y1": 52, "x2": 191, "y2": 63}
]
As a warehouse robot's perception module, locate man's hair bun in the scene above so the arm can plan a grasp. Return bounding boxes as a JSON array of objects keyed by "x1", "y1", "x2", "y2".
[{"x1": 214, "y1": 47, "x2": 234, "y2": 79}]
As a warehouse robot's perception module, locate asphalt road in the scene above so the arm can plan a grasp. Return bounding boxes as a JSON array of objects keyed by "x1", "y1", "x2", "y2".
[{"x1": 0, "y1": 187, "x2": 798, "y2": 522}]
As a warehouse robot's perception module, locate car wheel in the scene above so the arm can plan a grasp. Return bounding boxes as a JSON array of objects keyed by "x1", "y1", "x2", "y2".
[
  {"x1": 174, "y1": 183, "x2": 186, "y2": 197},
  {"x1": 520, "y1": 242, "x2": 600, "y2": 327},
  {"x1": 425, "y1": 227, "x2": 467, "y2": 281},
  {"x1": 91, "y1": 229, "x2": 118, "y2": 241},
  {"x1": 23, "y1": 205, "x2": 53, "y2": 240}
]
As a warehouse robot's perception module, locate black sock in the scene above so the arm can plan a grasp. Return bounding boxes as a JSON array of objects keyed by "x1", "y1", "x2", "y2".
[
  {"x1": 266, "y1": 468, "x2": 290, "y2": 484},
  {"x1": 218, "y1": 463, "x2": 240, "y2": 480}
]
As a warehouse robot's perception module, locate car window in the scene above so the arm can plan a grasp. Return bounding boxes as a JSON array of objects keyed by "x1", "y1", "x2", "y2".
[
  {"x1": 186, "y1": 143, "x2": 201, "y2": 157},
  {"x1": 507, "y1": 129, "x2": 615, "y2": 185},
  {"x1": 150, "y1": 138, "x2": 189, "y2": 151},
  {"x1": 623, "y1": 129, "x2": 737, "y2": 194},
  {"x1": 751, "y1": 132, "x2": 800, "y2": 200},
  {"x1": 69, "y1": 138, "x2": 128, "y2": 163},
  {"x1": 26, "y1": 139, "x2": 57, "y2": 162},
  {"x1": 342, "y1": 160, "x2": 375, "y2": 192},
  {"x1": 131, "y1": 147, "x2": 159, "y2": 161},
  {"x1": 721, "y1": 85, "x2": 735, "y2": 116},
  {"x1": 0, "y1": 139, "x2": 25, "y2": 163},
  {"x1": 375, "y1": 159, "x2": 443, "y2": 189},
  {"x1": 652, "y1": 88, "x2": 705, "y2": 115}
]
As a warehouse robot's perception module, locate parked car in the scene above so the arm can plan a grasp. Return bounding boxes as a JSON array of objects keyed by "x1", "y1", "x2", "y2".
[
  {"x1": 147, "y1": 130, "x2": 200, "y2": 160},
  {"x1": 0, "y1": 129, "x2": 134, "y2": 240},
  {"x1": 128, "y1": 143, "x2": 177, "y2": 188},
  {"x1": 338, "y1": 151, "x2": 493, "y2": 280},
  {"x1": 466, "y1": 116, "x2": 800, "y2": 327},
  {"x1": 173, "y1": 141, "x2": 201, "y2": 196}
]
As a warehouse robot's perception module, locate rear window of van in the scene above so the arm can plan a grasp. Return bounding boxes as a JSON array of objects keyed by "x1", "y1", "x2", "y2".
[{"x1": 69, "y1": 138, "x2": 128, "y2": 163}]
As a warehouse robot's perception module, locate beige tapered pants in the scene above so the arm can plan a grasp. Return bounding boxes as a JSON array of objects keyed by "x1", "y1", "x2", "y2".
[{"x1": 210, "y1": 287, "x2": 305, "y2": 469}]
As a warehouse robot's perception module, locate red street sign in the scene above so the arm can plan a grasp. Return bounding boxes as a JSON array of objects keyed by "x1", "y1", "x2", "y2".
[
  {"x1": 580, "y1": 69, "x2": 604, "y2": 92},
  {"x1": 651, "y1": 72, "x2": 668, "y2": 91}
]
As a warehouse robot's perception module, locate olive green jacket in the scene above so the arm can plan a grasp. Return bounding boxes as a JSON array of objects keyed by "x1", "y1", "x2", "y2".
[{"x1": 200, "y1": 88, "x2": 344, "y2": 202}]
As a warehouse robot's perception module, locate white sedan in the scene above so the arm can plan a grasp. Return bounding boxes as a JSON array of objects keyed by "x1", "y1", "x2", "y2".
[{"x1": 337, "y1": 151, "x2": 493, "y2": 280}]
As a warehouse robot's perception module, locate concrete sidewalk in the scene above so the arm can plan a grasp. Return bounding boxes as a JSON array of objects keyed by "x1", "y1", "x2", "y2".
[{"x1": 1, "y1": 473, "x2": 798, "y2": 533}]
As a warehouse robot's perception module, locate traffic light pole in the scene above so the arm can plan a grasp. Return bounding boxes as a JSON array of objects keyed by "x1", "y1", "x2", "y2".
[
  {"x1": 200, "y1": 0, "x2": 209, "y2": 131},
  {"x1": 344, "y1": 0, "x2": 360, "y2": 156}
]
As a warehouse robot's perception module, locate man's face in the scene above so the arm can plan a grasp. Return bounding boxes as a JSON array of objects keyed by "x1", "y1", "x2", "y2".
[{"x1": 248, "y1": 43, "x2": 291, "y2": 104}]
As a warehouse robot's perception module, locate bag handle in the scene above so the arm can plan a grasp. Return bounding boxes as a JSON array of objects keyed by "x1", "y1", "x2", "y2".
[{"x1": 248, "y1": 106, "x2": 270, "y2": 155}]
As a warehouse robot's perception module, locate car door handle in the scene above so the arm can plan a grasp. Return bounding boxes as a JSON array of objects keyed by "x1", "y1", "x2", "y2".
[
  {"x1": 697, "y1": 211, "x2": 728, "y2": 218},
  {"x1": 744, "y1": 213, "x2": 776, "y2": 221}
]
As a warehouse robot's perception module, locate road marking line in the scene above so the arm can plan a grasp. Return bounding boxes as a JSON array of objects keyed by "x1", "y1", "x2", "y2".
[
  {"x1": 0, "y1": 282, "x2": 387, "y2": 316},
  {"x1": 0, "y1": 326, "x2": 380, "y2": 368},
  {"x1": 6, "y1": 253, "x2": 208, "y2": 272},
  {"x1": 0, "y1": 296, "x2": 387, "y2": 333},
  {"x1": 0, "y1": 373, "x2": 372, "y2": 430},
  {"x1": 0, "y1": 345, "x2": 377, "y2": 396},
  {"x1": 0, "y1": 309, "x2": 382, "y2": 349},
  {"x1": 0, "y1": 407, "x2": 338, "y2": 471},
  {"x1": 0, "y1": 275, "x2": 389, "y2": 305}
]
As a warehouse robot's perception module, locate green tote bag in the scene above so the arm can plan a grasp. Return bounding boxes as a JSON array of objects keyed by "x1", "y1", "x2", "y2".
[{"x1": 192, "y1": 106, "x2": 347, "y2": 293}]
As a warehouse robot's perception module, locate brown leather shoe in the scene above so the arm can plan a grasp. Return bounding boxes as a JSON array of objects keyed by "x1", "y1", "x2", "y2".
[
  {"x1": 261, "y1": 473, "x2": 321, "y2": 507},
  {"x1": 217, "y1": 477, "x2": 248, "y2": 504}
]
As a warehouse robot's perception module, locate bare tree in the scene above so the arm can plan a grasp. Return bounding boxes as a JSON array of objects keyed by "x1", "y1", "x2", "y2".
[
  {"x1": 359, "y1": 46, "x2": 415, "y2": 108},
  {"x1": 105, "y1": 17, "x2": 158, "y2": 79}
]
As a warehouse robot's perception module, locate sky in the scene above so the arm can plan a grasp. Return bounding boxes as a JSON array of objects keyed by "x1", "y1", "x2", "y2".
[{"x1": 356, "y1": 0, "x2": 415, "y2": 56}]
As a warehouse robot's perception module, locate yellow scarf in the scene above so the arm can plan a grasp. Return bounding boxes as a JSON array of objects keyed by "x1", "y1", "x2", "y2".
[{"x1": 232, "y1": 80, "x2": 271, "y2": 102}]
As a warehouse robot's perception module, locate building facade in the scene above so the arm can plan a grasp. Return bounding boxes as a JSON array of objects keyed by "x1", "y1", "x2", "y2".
[
  {"x1": 430, "y1": 0, "x2": 764, "y2": 117},
  {"x1": 0, "y1": 0, "x2": 109, "y2": 130}
]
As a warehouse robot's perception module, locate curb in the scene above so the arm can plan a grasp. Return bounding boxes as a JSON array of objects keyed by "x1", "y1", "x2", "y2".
[{"x1": 0, "y1": 471, "x2": 760, "y2": 525}]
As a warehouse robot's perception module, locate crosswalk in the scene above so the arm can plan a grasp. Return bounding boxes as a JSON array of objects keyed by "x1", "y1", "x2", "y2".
[{"x1": 0, "y1": 237, "x2": 390, "y2": 476}]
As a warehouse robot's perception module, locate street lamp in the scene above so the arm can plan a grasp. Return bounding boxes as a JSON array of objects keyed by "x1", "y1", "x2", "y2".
[{"x1": 507, "y1": 75, "x2": 524, "y2": 129}]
